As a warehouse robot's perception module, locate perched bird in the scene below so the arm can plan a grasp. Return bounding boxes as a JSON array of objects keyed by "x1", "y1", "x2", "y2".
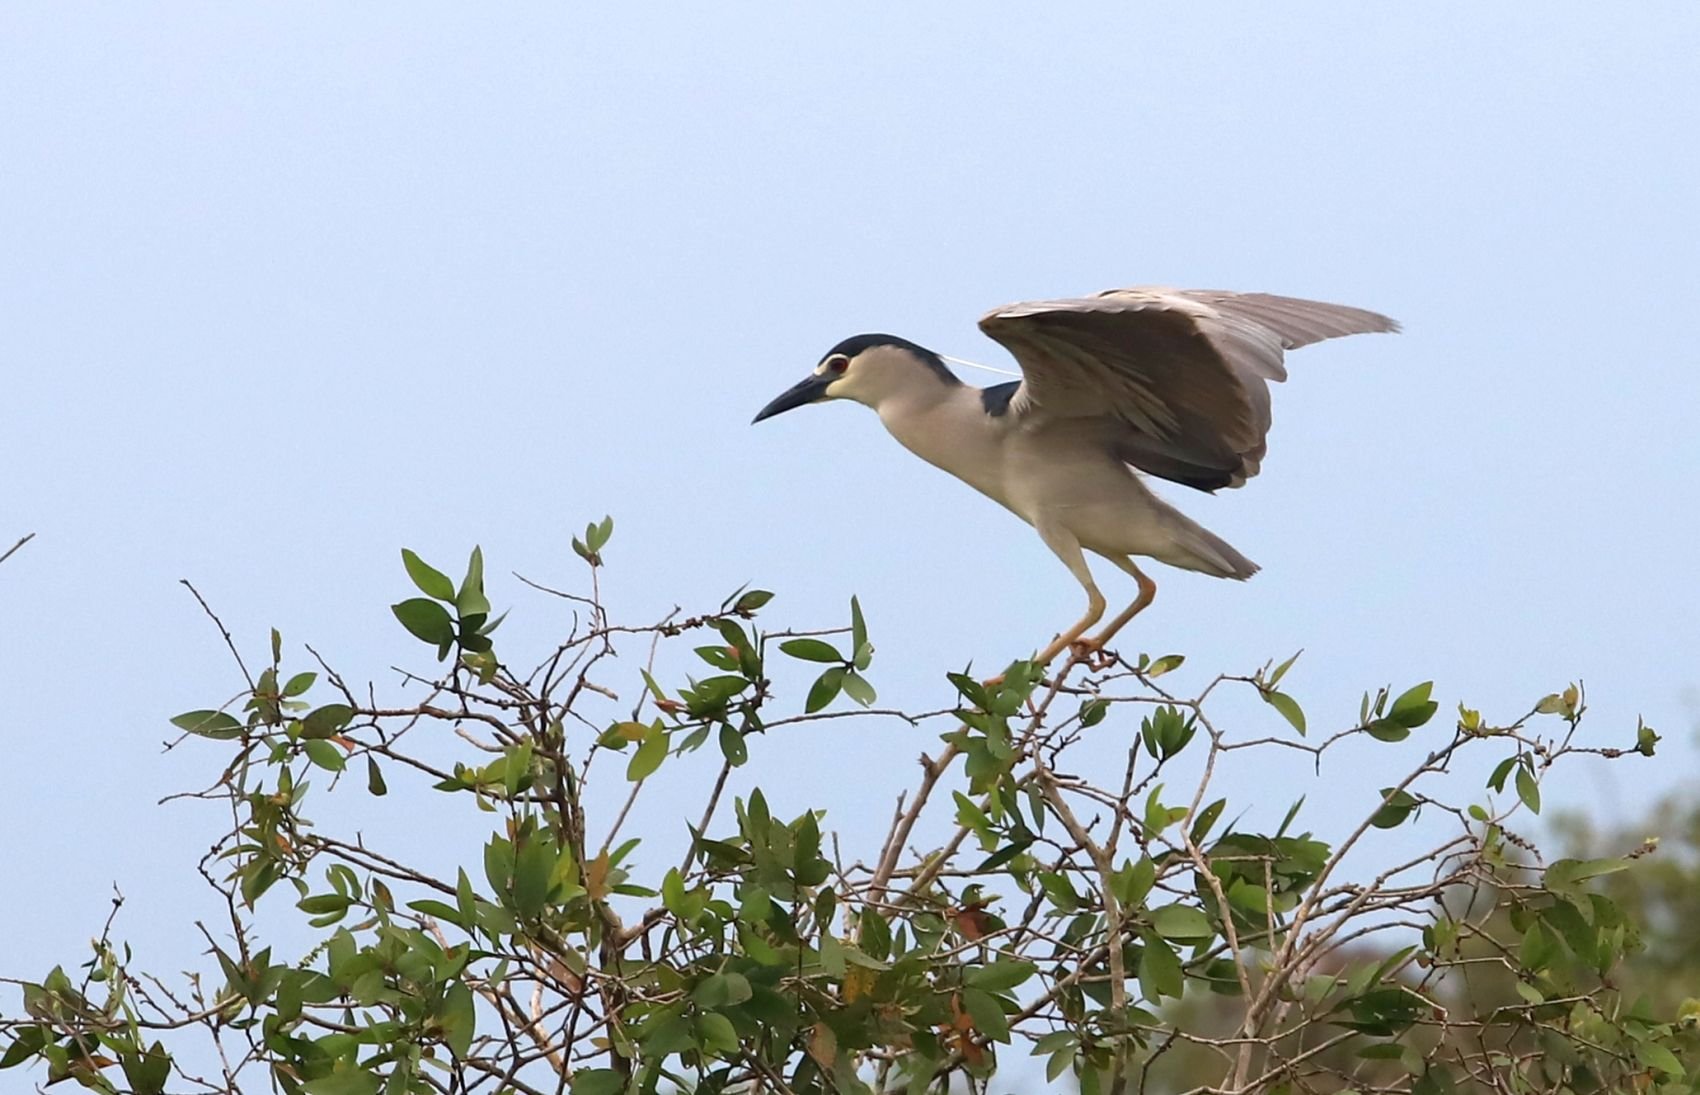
[{"x1": 754, "y1": 287, "x2": 1398, "y2": 668}]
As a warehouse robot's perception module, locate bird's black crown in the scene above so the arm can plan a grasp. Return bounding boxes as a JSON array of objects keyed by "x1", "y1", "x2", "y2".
[{"x1": 820, "y1": 334, "x2": 960, "y2": 385}]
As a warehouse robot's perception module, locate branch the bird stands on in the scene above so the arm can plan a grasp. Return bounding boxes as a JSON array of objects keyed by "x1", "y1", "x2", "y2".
[{"x1": 0, "y1": 535, "x2": 1688, "y2": 1095}]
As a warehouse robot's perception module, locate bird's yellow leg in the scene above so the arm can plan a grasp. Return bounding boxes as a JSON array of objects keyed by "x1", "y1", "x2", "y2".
[
  {"x1": 984, "y1": 587, "x2": 1106, "y2": 686},
  {"x1": 1026, "y1": 521, "x2": 1108, "y2": 671},
  {"x1": 1033, "y1": 588, "x2": 1108, "y2": 668},
  {"x1": 1081, "y1": 557, "x2": 1157, "y2": 654}
]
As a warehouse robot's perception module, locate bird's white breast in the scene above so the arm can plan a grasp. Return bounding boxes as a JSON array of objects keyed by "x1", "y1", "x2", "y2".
[
  {"x1": 876, "y1": 387, "x2": 1018, "y2": 515},
  {"x1": 878, "y1": 390, "x2": 1175, "y2": 558}
]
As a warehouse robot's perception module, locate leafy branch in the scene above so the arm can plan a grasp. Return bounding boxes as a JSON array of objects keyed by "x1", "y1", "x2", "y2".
[{"x1": 2, "y1": 529, "x2": 1692, "y2": 1095}]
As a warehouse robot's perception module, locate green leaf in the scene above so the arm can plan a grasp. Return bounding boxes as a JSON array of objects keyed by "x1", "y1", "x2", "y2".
[
  {"x1": 1515, "y1": 762, "x2": 1541, "y2": 814},
  {"x1": 1141, "y1": 705, "x2": 1195, "y2": 758},
  {"x1": 850, "y1": 595, "x2": 868, "y2": 653},
  {"x1": 456, "y1": 547, "x2": 491, "y2": 617},
  {"x1": 1365, "y1": 718, "x2": 1410, "y2": 743},
  {"x1": 1146, "y1": 653, "x2": 1184, "y2": 678},
  {"x1": 600, "y1": 721, "x2": 648, "y2": 750},
  {"x1": 1546, "y1": 857, "x2": 1632, "y2": 892},
  {"x1": 860, "y1": 909, "x2": 892, "y2": 960},
  {"x1": 392, "y1": 598, "x2": 456, "y2": 646},
  {"x1": 303, "y1": 738, "x2": 346, "y2": 773},
  {"x1": 456, "y1": 869, "x2": 477, "y2": 927},
  {"x1": 401, "y1": 549, "x2": 455, "y2": 601},
  {"x1": 118, "y1": 1043, "x2": 171, "y2": 1095},
  {"x1": 1634, "y1": 1040, "x2": 1685, "y2": 1078},
  {"x1": 571, "y1": 1069, "x2": 627, "y2": 1095},
  {"x1": 718, "y1": 724, "x2": 748, "y2": 767},
  {"x1": 1262, "y1": 690, "x2": 1306, "y2": 736},
  {"x1": 734, "y1": 589, "x2": 773, "y2": 613},
  {"x1": 302, "y1": 1065, "x2": 381, "y2": 1095},
  {"x1": 1138, "y1": 932, "x2": 1184, "y2": 1002},
  {"x1": 1142, "y1": 784, "x2": 1179, "y2": 836},
  {"x1": 1115, "y1": 856, "x2": 1157, "y2": 909},
  {"x1": 842, "y1": 671, "x2": 877, "y2": 707},
  {"x1": 806, "y1": 667, "x2": 845, "y2": 713},
  {"x1": 693, "y1": 972, "x2": 753, "y2": 1008},
  {"x1": 283, "y1": 671, "x2": 317, "y2": 697},
  {"x1": 298, "y1": 893, "x2": 351, "y2": 916},
  {"x1": 1267, "y1": 649, "x2": 1302, "y2": 687},
  {"x1": 660, "y1": 867, "x2": 689, "y2": 916},
  {"x1": 948, "y1": 671, "x2": 992, "y2": 711},
  {"x1": 961, "y1": 987, "x2": 1011, "y2": 1041},
  {"x1": 627, "y1": 727, "x2": 667, "y2": 782},
  {"x1": 438, "y1": 981, "x2": 475, "y2": 1056},
  {"x1": 1412, "y1": 1065, "x2": 1458, "y2": 1095},
  {"x1": 818, "y1": 932, "x2": 845, "y2": 976},
  {"x1": 977, "y1": 838, "x2": 1033, "y2": 872},
  {"x1": 484, "y1": 837, "x2": 515, "y2": 899},
  {"x1": 963, "y1": 959, "x2": 1037, "y2": 993},
  {"x1": 1370, "y1": 788, "x2": 1418, "y2": 829},
  {"x1": 457, "y1": 589, "x2": 492, "y2": 621},
  {"x1": 1389, "y1": 681, "x2": 1438, "y2": 728},
  {"x1": 1189, "y1": 798, "x2": 1227, "y2": 844},
  {"x1": 1338, "y1": 986, "x2": 1424, "y2": 1037},
  {"x1": 300, "y1": 703, "x2": 354, "y2": 740},
  {"x1": 0, "y1": 1024, "x2": 51, "y2": 1068},
  {"x1": 1045, "y1": 1044, "x2": 1078, "y2": 1083},
  {"x1": 1033, "y1": 870, "x2": 1074, "y2": 918},
  {"x1": 504, "y1": 740, "x2": 533, "y2": 796},
  {"x1": 406, "y1": 899, "x2": 466, "y2": 927},
  {"x1": 685, "y1": 674, "x2": 749, "y2": 712},
  {"x1": 781, "y1": 638, "x2": 843, "y2": 663},
  {"x1": 1150, "y1": 904, "x2": 1213, "y2": 941},
  {"x1": 697, "y1": 1011, "x2": 738, "y2": 1054},
  {"x1": 695, "y1": 644, "x2": 739, "y2": 671},
  {"x1": 1226, "y1": 878, "x2": 1270, "y2": 915},
  {"x1": 1357, "y1": 1044, "x2": 1407, "y2": 1062},
  {"x1": 512, "y1": 837, "x2": 554, "y2": 919},
  {"x1": 170, "y1": 710, "x2": 244, "y2": 740},
  {"x1": 1518, "y1": 920, "x2": 1558, "y2": 972}
]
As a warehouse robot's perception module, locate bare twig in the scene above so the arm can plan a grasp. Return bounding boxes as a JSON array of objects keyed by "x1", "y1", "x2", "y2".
[{"x1": 0, "y1": 531, "x2": 34, "y2": 566}]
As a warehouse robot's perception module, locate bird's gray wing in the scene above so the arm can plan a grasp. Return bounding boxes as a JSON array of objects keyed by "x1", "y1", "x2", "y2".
[{"x1": 978, "y1": 287, "x2": 1398, "y2": 491}]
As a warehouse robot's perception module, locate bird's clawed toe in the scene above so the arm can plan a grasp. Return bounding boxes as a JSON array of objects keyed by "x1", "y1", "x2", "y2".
[{"x1": 1068, "y1": 638, "x2": 1117, "y2": 671}]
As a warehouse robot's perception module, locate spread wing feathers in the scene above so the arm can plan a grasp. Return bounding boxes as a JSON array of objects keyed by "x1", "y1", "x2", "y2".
[{"x1": 978, "y1": 287, "x2": 1398, "y2": 491}]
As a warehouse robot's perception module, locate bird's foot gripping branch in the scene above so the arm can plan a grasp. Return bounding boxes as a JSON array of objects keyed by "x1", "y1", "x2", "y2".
[{"x1": 1, "y1": 529, "x2": 1691, "y2": 1095}]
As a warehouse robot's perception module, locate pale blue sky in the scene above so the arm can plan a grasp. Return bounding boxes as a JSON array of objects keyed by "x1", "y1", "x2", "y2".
[{"x1": 3, "y1": 2, "x2": 1698, "y2": 1072}]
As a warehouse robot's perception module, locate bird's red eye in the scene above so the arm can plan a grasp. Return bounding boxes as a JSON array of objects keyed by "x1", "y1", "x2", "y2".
[{"x1": 828, "y1": 356, "x2": 849, "y2": 374}]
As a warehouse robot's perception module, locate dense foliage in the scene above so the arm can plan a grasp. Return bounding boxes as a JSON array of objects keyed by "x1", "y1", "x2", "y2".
[{"x1": 3, "y1": 527, "x2": 1693, "y2": 1094}]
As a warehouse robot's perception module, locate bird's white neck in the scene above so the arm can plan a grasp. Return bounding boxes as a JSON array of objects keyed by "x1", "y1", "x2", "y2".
[{"x1": 875, "y1": 385, "x2": 1010, "y2": 506}]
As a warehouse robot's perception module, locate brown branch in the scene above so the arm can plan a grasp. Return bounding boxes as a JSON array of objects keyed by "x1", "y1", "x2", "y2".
[
  {"x1": 0, "y1": 531, "x2": 34, "y2": 566},
  {"x1": 180, "y1": 578, "x2": 255, "y2": 690}
]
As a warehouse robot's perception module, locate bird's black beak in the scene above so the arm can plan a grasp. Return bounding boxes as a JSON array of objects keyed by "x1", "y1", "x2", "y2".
[{"x1": 752, "y1": 374, "x2": 833, "y2": 424}]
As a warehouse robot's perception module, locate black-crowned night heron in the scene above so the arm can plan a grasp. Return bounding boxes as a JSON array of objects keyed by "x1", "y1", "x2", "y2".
[{"x1": 754, "y1": 287, "x2": 1397, "y2": 668}]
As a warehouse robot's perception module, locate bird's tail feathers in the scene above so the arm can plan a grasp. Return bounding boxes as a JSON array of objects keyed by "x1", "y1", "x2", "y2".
[{"x1": 1162, "y1": 513, "x2": 1260, "y2": 580}]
